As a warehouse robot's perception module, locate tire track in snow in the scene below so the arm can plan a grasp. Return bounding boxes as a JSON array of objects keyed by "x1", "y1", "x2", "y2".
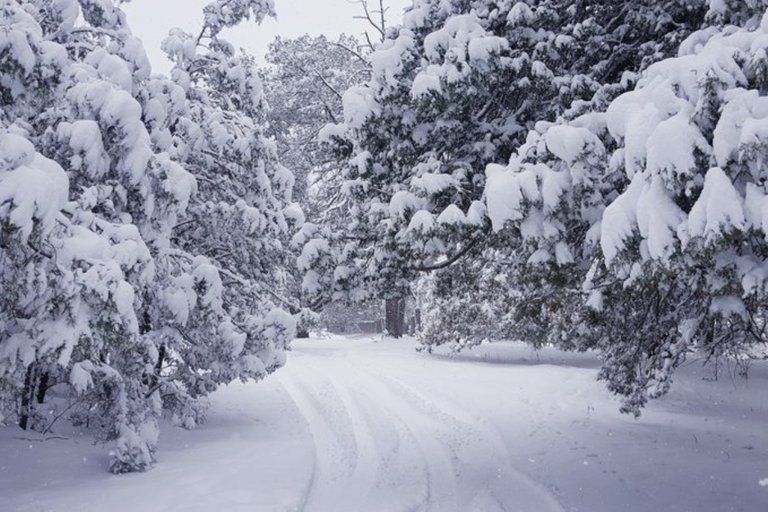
[
  {"x1": 279, "y1": 363, "x2": 388, "y2": 511},
  {"x1": 368, "y1": 371, "x2": 565, "y2": 512},
  {"x1": 280, "y1": 355, "x2": 458, "y2": 511},
  {"x1": 280, "y1": 370, "x2": 376, "y2": 511},
  {"x1": 280, "y1": 347, "x2": 563, "y2": 512},
  {"x1": 340, "y1": 366, "x2": 460, "y2": 512},
  {"x1": 322, "y1": 372, "x2": 381, "y2": 505},
  {"x1": 277, "y1": 376, "x2": 322, "y2": 512}
]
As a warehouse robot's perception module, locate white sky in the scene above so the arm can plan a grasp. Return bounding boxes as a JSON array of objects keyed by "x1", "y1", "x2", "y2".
[{"x1": 124, "y1": 0, "x2": 412, "y2": 73}]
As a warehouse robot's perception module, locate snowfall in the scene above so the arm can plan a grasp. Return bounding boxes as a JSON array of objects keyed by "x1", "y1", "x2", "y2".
[{"x1": 1, "y1": 336, "x2": 766, "y2": 512}]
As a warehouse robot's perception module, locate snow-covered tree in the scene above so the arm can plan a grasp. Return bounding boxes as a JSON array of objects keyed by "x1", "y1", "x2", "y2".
[
  {"x1": 308, "y1": 0, "x2": 709, "y2": 334},
  {"x1": 1, "y1": 0, "x2": 295, "y2": 472},
  {"x1": 481, "y1": 1, "x2": 768, "y2": 414},
  {"x1": 259, "y1": 34, "x2": 373, "y2": 334},
  {"x1": 158, "y1": 0, "x2": 297, "y2": 428},
  {"x1": 261, "y1": 34, "x2": 370, "y2": 216},
  {"x1": 708, "y1": 0, "x2": 768, "y2": 25},
  {"x1": 1, "y1": 0, "x2": 179, "y2": 471}
]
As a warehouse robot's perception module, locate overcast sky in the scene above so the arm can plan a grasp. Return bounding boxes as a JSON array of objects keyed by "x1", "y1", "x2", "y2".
[{"x1": 124, "y1": 0, "x2": 412, "y2": 73}]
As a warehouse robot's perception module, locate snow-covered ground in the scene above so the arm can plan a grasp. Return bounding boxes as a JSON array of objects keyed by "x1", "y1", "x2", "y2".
[{"x1": 2, "y1": 336, "x2": 766, "y2": 512}]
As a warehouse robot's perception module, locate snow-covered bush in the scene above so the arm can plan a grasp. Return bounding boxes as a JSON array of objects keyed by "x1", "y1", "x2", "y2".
[
  {"x1": 482, "y1": 2, "x2": 768, "y2": 413},
  {"x1": 0, "y1": 0, "x2": 295, "y2": 472}
]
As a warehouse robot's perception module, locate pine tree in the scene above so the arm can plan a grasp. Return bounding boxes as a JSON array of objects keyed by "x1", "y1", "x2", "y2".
[
  {"x1": 157, "y1": 0, "x2": 298, "y2": 427},
  {"x1": 481, "y1": 2, "x2": 768, "y2": 413},
  {"x1": 594, "y1": 6, "x2": 768, "y2": 413},
  {"x1": 307, "y1": 0, "x2": 709, "y2": 344},
  {"x1": 1, "y1": 0, "x2": 296, "y2": 472},
  {"x1": 1, "y1": 0, "x2": 177, "y2": 471}
]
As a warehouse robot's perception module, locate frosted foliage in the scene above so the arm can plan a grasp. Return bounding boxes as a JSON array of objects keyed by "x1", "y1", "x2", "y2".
[
  {"x1": 157, "y1": 0, "x2": 296, "y2": 420},
  {"x1": 481, "y1": 7, "x2": 768, "y2": 414},
  {"x1": 487, "y1": 8, "x2": 768, "y2": 272},
  {"x1": 306, "y1": 0, "x2": 708, "y2": 313},
  {"x1": 602, "y1": 11, "x2": 768, "y2": 263},
  {"x1": 0, "y1": 135, "x2": 68, "y2": 241},
  {"x1": 1, "y1": 0, "x2": 295, "y2": 473},
  {"x1": 203, "y1": 0, "x2": 275, "y2": 35}
]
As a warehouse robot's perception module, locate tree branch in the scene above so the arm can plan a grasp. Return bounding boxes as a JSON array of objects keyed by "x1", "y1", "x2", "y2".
[{"x1": 413, "y1": 237, "x2": 480, "y2": 272}]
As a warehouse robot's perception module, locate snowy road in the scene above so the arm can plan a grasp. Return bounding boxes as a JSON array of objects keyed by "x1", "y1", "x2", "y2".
[
  {"x1": 2, "y1": 336, "x2": 767, "y2": 512},
  {"x1": 278, "y1": 342, "x2": 563, "y2": 512}
]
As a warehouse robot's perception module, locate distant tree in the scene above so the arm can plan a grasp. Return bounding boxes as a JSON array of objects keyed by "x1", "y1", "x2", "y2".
[
  {"x1": 261, "y1": 34, "x2": 370, "y2": 222},
  {"x1": 353, "y1": 0, "x2": 391, "y2": 52},
  {"x1": 260, "y1": 29, "x2": 399, "y2": 335}
]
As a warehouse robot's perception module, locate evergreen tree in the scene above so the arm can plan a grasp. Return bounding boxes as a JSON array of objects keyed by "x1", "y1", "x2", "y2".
[
  {"x1": 158, "y1": 0, "x2": 297, "y2": 428},
  {"x1": 307, "y1": 0, "x2": 709, "y2": 324},
  {"x1": 0, "y1": 0, "x2": 295, "y2": 471},
  {"x1": 1, "y1": 0, "x2": 180, "y2": 471},
  {"x1": 481, "y1": 2, "x2": 768, "y2": 413}
]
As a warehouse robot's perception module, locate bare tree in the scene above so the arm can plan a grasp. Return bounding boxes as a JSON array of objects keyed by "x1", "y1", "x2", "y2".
[{"x1": 351, "y1": 0, "x2": 389, "y2": 50}]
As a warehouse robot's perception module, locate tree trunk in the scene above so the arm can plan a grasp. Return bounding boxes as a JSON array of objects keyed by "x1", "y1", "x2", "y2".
[
  {"x1": 385, "y1": 297, "x2": 406, "y2": 338},
  {"x1": 289, "y1": 304, "x2": 311, "y2": 338},
  {"x1": 19, "y1": 365, "x2": 34, "y2": 431},
  {"x1": 36, "y1": 371, "x2": 50, "y2": 404},
  {"x1": 149, "y1": 345, "x2": 166, "y2": 392},
  {"x1": 154, "y1": 345, "x2": 166, "y2": 380}
]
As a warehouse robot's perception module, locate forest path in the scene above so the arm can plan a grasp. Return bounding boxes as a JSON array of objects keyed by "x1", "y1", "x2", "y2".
[
  {"x1": 278, "y1": 338, "x2": 564, "y2": 512},
  {"x1": 2, "y1": 336, "x2": 766, "y2": 512}
]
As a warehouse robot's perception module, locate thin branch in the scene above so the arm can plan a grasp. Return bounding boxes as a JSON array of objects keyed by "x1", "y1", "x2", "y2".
[
  {"x1": 332, "y1": 41, "x2": 371, "y2": 67},
  {"x1": 353, "y1": 0, "x2": 386, "y2": 41},
  {"x1": 413, "y1": 237, "x2": 480, "y2": 272},
  {"x1": 41, "y1": 398, "x2": 83, "y2": 435}
]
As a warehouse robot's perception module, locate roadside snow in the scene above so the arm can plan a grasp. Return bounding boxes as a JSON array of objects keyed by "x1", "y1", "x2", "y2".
[{"x1": 1, "y1": 336, "x2": 766, "y2": 512}]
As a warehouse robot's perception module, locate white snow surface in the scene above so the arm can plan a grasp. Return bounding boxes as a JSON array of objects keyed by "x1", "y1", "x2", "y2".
[{"x1": 1, "y1": 336, "x2": 766, "y2": 512}]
